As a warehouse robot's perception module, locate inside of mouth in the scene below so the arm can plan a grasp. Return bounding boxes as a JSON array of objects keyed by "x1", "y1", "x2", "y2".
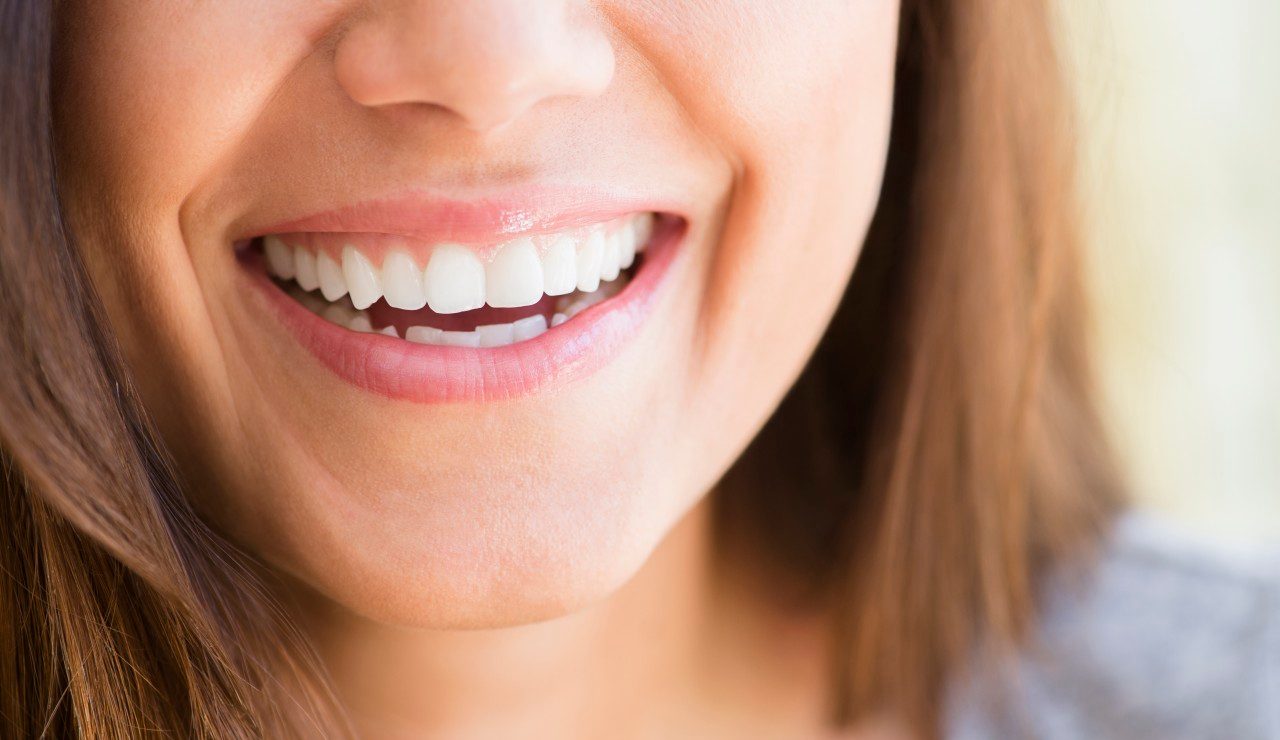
[{"x1": 279, "y1": 266, "x2": 633, "y2": 339}]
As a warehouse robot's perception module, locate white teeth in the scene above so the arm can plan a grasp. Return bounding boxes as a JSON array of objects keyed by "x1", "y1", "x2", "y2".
[
  {"x1": 540, "y1": 235, "x2": 577, "y2": 296},
  {"x1": 405, "y1": 325, "x2": 444, "y2": 344},
  {"x1": 271, "y1": 213, "x2": 651, "y2": 307},
  {"x1": 424, "y1": 244, "x2": 485, "y2": 314},
  {"x1": 342, "y1": 245, "x2": 382, "y2": 310},
  {"x1": 486, "y1": 238, "x2": 543, "y2": 308},
  {"x1": 633, "y1": 212, "x2": 654, "y2": 252},
  {"x1": 325, "y1": 307, "x2": 397, "y2": 338},
  {"x1": 399, "y1": 313, "x2": 551, "y2": 349},
  {"x1": 272, "y1": 213, "x2": 651, "y2": 308},
  {"x1": 476, "y1": 322, "x2": 515, "y2": 347},
  {"x1": 556, "y1": 275, "x2": 623, "y2": 319},
  {"x1": 600, "y1": 231, "x2": 622, "y2": 282},
  {"x1": 617, "y1": 232, "x2": 636, "y2": 270},
  {"x1": 265, "y1": 236, "x2": 296, "y2": 279},
  {"x1": 381, "y1": 250, "x2": 427, "y2": 310},
  {"x1": 294, "y1": 282, "x2": 564, "y2": 348},
  {"x1": 270, "y1": 213, "x2": 655, "y2": 345},
  {"x1": 317, "y1": 252, "x2": 348, "y2": 301},
  {"x1": 294, "y1": 247, "x2": 320, "y2": 292},
  {"x1": 512, "y1": 314, "x2": 548, "y2": 341},
  {"x1": 440, "y1": 330, "x2": 481, "y2": 348},
  {"x1": 576, "y1": 228, "x2": 604, "y2": 292}
]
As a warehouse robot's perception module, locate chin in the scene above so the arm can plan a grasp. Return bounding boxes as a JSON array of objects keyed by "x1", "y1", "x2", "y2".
[{"x1": 276, "y1": 458, "x2": 684, "y2": 629}]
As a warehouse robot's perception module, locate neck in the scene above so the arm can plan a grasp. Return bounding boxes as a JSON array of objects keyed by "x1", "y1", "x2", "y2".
[{"x1": 291, "y1": 499, "x2": 835, "y2": 738}]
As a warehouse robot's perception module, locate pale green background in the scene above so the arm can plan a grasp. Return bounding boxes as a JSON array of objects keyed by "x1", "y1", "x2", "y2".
[{"x1": 1059, "y1": 2, "x2": 1280, "y2": 541}]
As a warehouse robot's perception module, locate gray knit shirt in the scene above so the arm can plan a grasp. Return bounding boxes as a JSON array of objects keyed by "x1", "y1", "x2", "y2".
[{"x1": 948, "y1": 513, "x2": 1280, "y2": 739}]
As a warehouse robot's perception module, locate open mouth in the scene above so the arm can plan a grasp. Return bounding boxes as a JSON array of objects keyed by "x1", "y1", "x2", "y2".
[
  {"x1": 240, "y1": 206, "x2": 684, "y2": 402},
  {"x1": 254, "y1": 212, "x2": 657, "y2": 348}
]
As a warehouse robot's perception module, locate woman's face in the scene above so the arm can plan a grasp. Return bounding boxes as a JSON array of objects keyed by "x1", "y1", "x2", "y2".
[{"x1": 56, "y1": 1, "x2": 897, "y2": 627}]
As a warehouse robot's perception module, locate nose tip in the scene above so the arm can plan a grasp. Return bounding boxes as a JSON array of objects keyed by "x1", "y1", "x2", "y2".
[{"x1": 334, "y1": 1, "x2": 615, "y2": 133}]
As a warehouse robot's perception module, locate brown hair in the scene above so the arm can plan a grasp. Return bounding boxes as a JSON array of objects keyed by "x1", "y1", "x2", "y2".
[
  {"x1": 717, "y1": 0, "x2": 1121, "y2": 731},
  {"x1": 1, "y1": 0, "x2": 1120, "y2": 737},
  {"x1": 1, "y1": 3, "x2": 339, "y2": 737}
]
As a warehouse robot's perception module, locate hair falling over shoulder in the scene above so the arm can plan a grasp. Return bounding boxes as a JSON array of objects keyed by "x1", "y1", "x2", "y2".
[{"x1": 714, "y1": 0, "x2": 1122, "y2": 732}]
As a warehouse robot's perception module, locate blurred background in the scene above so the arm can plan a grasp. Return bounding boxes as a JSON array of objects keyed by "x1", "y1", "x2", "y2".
[{"x1": 1058, "y1": 2, "x2": 1280, "y2": 542}]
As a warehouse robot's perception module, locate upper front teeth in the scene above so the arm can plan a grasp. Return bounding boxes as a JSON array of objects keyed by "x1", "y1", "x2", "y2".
[
  {"x1": 422, "y1": 244, "x2": 484, "y2": 313},
  {"x1": 262, "y1": 212, "x2": 653, "y2": 312},
  {"x1": 484, "y1": 238, "x2": 542, "y2": 308}
]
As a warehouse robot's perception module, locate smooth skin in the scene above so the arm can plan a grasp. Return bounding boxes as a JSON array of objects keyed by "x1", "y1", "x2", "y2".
[{"x1": 55, "y1": 1, "x2": 899, "y2": 736}]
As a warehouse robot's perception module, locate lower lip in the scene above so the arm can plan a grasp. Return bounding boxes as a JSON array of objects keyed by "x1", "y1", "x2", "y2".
[{"x1": 242, "y1": 219, "x2": 685, "y2": 404}]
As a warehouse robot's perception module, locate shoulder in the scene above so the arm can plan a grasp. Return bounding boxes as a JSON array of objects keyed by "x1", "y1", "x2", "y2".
[{"x1": 948, "y1": 512, "x2": 1280, "y2": 740}]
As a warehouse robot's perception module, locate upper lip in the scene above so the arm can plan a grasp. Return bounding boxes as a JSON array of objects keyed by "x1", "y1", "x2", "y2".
[{"x1": 244, "y1": 185, "x2": 683, "y2": 245}]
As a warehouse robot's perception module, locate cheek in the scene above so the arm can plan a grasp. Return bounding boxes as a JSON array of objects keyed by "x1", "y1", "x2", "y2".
[
  {"x1": 653, "y1": 2, "x2": 900, "y2": 477},
  {"x1": 57, "y1": 3, "x2": 330, "y2": 204},
  {"x1": 55, "y1": 0, "x2": 340, "y2": 495}
]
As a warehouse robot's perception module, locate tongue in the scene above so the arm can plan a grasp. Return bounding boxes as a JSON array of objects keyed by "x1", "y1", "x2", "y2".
[{"x1": 365, "y1": 294, "x2": 559, "y2": 334}]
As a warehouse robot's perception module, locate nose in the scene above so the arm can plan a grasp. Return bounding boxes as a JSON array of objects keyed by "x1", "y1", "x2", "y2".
[{"x1": 334, "y1": 0, "x2": 615, "y2": 132}]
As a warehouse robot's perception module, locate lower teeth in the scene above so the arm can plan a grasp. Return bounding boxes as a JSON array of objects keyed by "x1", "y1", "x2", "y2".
[{"x1": 288, "y1": 274, "x2": 629, "y2": 348}]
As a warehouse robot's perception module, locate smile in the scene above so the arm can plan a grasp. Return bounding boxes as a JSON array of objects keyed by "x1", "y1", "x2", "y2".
[
  {"x1": 240, "y1": 201, "x2": 684, "y2": 403},
  {"x1": 263, "y1": 211, "x2": 654, "y2": 345}
]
